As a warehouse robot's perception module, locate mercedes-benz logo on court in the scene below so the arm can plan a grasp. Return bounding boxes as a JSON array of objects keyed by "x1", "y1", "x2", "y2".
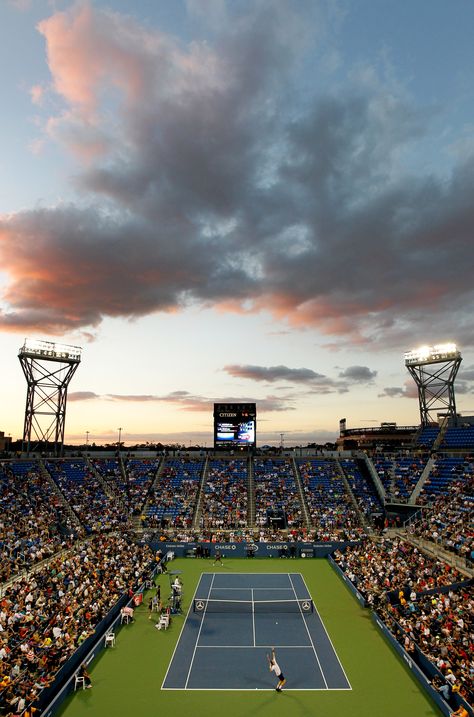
[
  {"x1": 301, "y1": 601, "x2": 311, "y2": 611},
  {"x1": 196, "y1": 601, "x2": 205, "y2": 611}
]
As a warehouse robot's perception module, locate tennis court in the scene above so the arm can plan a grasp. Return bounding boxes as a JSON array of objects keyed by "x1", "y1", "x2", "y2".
[{"x1": 162, "y1": 572, "x2": 351, "y2": 690}]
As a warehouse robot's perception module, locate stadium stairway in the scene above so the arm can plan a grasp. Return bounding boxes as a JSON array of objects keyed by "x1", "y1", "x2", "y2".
[
  {"x1": 434, "y1": 424, "x2": 447, "y2": 450},
  {"x1": 132, "y1": 455, "x2": 164, "y2": 530},
  {"x1": 138, "y1": 456, "x2": 167, "y2": 529},
  {"x1": 336, "y1": 459, "x2": 369, "y2": 531},
  {"x1": 408, "y1": 455, "x2": 436, "y2": 504},
  {"x1": 191, "y1": 453, "x2": 209, "y2": 530},
  {"x1": 357, "y1": 453, "x2": 386, "y2": 503},
  {"x1": 87, "y1": 457, "x2": 130, "y2": 517},
  {"x1": 247, "y1": 455, "x2": 256, "y2": 528},
  {"x1": 291, "y1": 456, "x2": 312, "y2": 529},
  {"x1": 39, "y1": 459, "x2": 84, "y2": 534}
]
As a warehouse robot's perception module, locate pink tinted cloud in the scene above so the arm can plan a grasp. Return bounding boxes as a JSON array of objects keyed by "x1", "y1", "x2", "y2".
[
  {"x1": 37, "y1": 2, "x2": 218, "y2": 115},
  {"x1": 30, "y1": 84, "x2": 45, "y2": 105}
]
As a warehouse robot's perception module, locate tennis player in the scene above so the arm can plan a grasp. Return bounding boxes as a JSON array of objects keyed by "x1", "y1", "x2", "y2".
[
  {"x1": 213, "y1": 549, "x2": 224, "y2": 566},
  {"x1": 268, "y1": 647, "x2": 286, "y2": 691}
]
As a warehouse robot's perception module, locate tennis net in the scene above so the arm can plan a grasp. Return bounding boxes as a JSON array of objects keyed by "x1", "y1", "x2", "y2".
[{"x1": 193, "y1": 598, "x2": 314, "y2": 614}]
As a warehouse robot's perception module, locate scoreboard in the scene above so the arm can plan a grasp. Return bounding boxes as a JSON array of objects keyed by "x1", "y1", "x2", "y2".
[{"x1": 213, "y1": 403, "x2": 257, "y2": 450}]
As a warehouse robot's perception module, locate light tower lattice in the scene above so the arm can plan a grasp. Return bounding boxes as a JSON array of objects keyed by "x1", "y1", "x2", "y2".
[
  {"x1": 404, "y1": 343, "x2": 462, "y2": 427},
  {"x1": 18, "y1": 339, "x2": 82, "y2": 456}
]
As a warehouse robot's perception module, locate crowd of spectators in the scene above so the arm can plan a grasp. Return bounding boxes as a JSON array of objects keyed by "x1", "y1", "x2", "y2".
[
  {"x1": 254, "y1": 458, "x2": 304, "y2": 529},
  {"x1": 148, "y1": 525, "x2": 365, "y2": 544},
  {"x1": 123, "y1": 458, "x2": 159, "y2": 516},
  {"x1": 200, "y1": 460, "x2": 247, "y2": 529},
  {"x1": 334, "y1": 538, "x2": 473, "y2": 709},
  {"x1": 373, "y1": 453, "x2": 429, "y2": 502},
  {"x1": 334, "y1": 538, "x2": 464, "y2": 600},
  {"x1": 0, "y1": 532, "x2": 154, "y2": 716},
  {"x1": 340, "y1": 458, "x2": 383, "y2": 520},
  {"x1": 297, "y1": 459, "x2": 364, "y2": 538},
  {"x1": 144, "y1": 459, "x2": 202, "y2": 529},
  {"x1": 409, "y1": 475, "x2": 474, "y2": 565},
  {"x1": 45, "y1": 460, "x2": 129, "y2": 533},
  {"x1": 0, "y1": 462, "x2": 77, "y2": 584},
  {"x1": 92, "y1": 458, "x2": 160, "y2": 517},
  {"x1": 380, "y1": 586, "x2": 474, "y2": 708}
]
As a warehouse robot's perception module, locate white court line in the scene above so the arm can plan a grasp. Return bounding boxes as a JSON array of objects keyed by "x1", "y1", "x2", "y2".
[
  {"x1": 251, "y1": 588, "x2": 256, "y2": 647},
  {"x1": 200, "y1": 572, "x2": 294, "y2": 577},
  {"x1": 298, "y1": 572, "x2": 352, "y2": 690},
  {"x1": 195, "y1": 645, "x2": 314, "y2": 649},
  {"x1": 162, "y1": 687, "x2": 351, "y2": 692},
  {"x1": 207, "y1": 587, "x2": 293, "y2": 591},
  {"x1": 184, "y1": 573, "x2": 216, "y2": 689},
  {"x1": 288, "y1": 574, "x2": 328, "y2": 689},
  {"x1": 161, "y1": 573, "x2": 206, "y2": 690}
]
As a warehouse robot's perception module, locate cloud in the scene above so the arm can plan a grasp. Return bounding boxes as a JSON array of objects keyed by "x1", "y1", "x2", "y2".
[
  {"x1": 459, "y1": 364, "x2": 474, "y2": 382},
  {"x1": 224, "y1": 364, "x2": 327, "y2": 384},
  {"x1": 379, "y1": 381, "x2": 421, "y2": 399},
  {"x1": 1, "y1": 2, "x2": 474, "y2": 347},
  {"x1": 223, "y1": 363, "x2": 350, "y2": 394},
  {"x1": 68, "y1": 390, "x2": 100, "y2": 401},
  {"x1": 30, "y1": 84, "x2": 46, "y2": 105},
  {"x1": 338, "y1": 366, "x2": 377, "y2": 383},
  {"x1": 67, "y1": 389, "x2": 294, "y2": 413},
  {"x1": 223, "y1": 362, "x2": 380, "y2": 394}
]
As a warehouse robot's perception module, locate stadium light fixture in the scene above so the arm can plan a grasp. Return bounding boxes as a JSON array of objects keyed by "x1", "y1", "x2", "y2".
[
  {"x1": 404, "y1": 343, "x2": 460, "y2": 366},
  {"x1": 20, "y1": 338, "x2": 82, "y2": 362}
]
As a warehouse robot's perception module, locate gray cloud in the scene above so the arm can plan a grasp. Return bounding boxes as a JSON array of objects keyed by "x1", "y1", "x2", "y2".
[
  {"x1": 459, "y1": 364, "x2": 474, "y2": 382},
  {"x1": 224, "y1": 362, "x2": 380, "y2": 394},
  {"x1": 379, "y1": 382, "x2": 421, "y2": 399},
  {"x1": 1, "y1": 2, "x2": 474, "y2": 348},
  {"x1": 224, "y1": 364, "x2": 327, "y2": 383},
  {"x1": 338, "y1": 366, "x2": 377, "y2": 383}
]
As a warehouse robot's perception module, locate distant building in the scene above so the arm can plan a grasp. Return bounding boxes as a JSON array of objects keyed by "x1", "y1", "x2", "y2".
[
  {"x1": 336, "y1": 422, "x2": 418, "y2": 451},
  {"x1": 0, "y1": 431, "x2": 12, "y2": 452}
]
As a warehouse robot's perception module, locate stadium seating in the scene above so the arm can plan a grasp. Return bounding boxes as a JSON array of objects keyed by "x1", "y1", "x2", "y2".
[
  {"x1": 254, "y1": 457, "x2": 304, "y2": 529},
  {"x1": 415, "y1": 425, "x2": 440, "y2": 449},
  {"x1": 200, "y1": 458, "x2": 248, "y2": 529},
  {"x1": 296, "y1": 458, "x2": 362, "y2": 538},
  {"x1": 339, "y1": 458, "x2": 384, "y2": 519},
  {"x1": 45, "y1": 459, "x2": 129, "y2": 532},
  {"x1": 441, "y1": 425, "x2": 474, "y2": 449},
  {"x1": 145, "y1": 458, "x2": 203, "y2": 528}
]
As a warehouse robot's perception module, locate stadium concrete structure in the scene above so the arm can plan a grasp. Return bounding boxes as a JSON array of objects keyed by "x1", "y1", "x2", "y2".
[{"x1": 0, "y1": 342, "x2": 472, "y2": 717}]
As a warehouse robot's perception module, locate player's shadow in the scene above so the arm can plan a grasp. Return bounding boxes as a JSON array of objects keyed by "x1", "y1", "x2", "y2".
[
  {"x1": 268, "y1": 691, "x2": 312, "y2": 715},
  {"x1": 247, "y1": 690, "x2": 312, "y2": 717}
]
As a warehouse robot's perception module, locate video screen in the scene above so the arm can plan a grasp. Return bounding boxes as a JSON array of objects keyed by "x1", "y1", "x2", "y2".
[
  {"x1": 215, "y1": 420, "x2": 255, "y2": 446},
  {"x1": 216, "y1": 421, "x2": 255, "y2": 446},
  {"x1": 214, "y1": 403, "x2": 257, "y2": 449}
]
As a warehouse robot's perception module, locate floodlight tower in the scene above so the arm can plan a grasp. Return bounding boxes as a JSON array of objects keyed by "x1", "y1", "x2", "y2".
[
  {"x1": 404, "y1": 343, "x2": 462, "y2": 427},
  {"x1": 19, "y1": 339, "x2": 82, "y2": 456}
]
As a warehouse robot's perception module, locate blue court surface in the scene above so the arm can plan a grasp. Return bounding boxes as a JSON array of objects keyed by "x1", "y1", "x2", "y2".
[{"x1": 162, "y1": 572, "x2": 351, "y2": 691}]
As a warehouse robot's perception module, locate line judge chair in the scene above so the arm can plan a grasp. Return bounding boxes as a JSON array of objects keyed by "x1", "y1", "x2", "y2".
[
  {"x1": 74, "y1": 674, "x2": 86, "y2": 690},
  {"x1": 104, "y1": 631, "x2": 116, "y2": 648},
  {"x1": 120, "y1": 607, "x2": 134, "y2": 624},
  {"x1": 155, "y1": 613, "x2": 170, "y2": 630}
]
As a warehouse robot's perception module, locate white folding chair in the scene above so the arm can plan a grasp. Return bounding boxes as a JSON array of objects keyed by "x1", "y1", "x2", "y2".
[
  {"x1": 74, "y1": 674, "x2": 86, "y2": 690},
  {"x1": 120, "y1": 610, "x2": 131, "y2": 624},
  {"x1": 104, "y1": 631, "x2": 116, "y2": 648},
  {"x1": 156, "y1": 613, "x2": 170, "y2": 630}
]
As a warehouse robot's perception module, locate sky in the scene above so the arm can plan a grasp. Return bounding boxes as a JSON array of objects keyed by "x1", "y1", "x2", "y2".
[{"x1": 1, "y1": 0, "x2": 474, "y2": 447}]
